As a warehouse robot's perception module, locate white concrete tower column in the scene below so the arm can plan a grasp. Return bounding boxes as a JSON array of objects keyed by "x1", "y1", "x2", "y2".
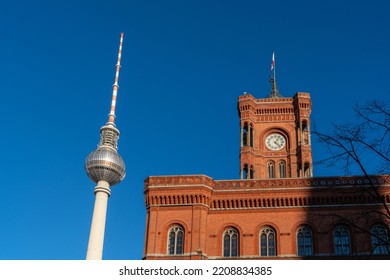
[
  {"x1": 85, "y1": 33, "x2": 126, "y2": 260},
  {"x1": 86, "y1": 181, "x2": 111, "y2": 260}
]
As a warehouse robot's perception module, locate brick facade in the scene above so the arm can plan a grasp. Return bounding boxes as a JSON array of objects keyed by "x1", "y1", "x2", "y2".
[
  {"x1": 143, "y1": 92, "x2": 390, "y2": 259},
  {"x1": 144, "y1": 175, "x2": 390, "y2": 259}
]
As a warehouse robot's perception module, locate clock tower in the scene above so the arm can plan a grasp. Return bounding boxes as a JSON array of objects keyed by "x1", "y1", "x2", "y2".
[{"x1": 238, "y1": 79, "x2": 313, "y2": 179}]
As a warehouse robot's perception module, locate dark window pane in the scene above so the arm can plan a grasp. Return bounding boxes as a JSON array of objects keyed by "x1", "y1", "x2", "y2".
[
  {"x1": 231, "y1": 234, "x2": 238, "y2": 257},
  {"x1": 223, "y1": 234, "x2": 230, "y2": 257},
  {"x1": 297, "y1": 227, "x2": 312, "y2": 256},
  {"x1": 371, "y1": 225, "x2": 390, "y2": 255}
]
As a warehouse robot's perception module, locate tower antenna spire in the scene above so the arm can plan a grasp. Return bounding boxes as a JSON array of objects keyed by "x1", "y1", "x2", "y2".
[{"x1": 108, "y1": 32, "x2": 124, "y2": 125}]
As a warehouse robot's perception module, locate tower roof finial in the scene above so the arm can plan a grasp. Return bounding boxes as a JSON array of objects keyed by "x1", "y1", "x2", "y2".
[
  {"x1": 268, "y1": 51, "x2": 282, "y2": 98},
  {"x1": 108, "y1": 32, "x2": 124, "y2": 125}
]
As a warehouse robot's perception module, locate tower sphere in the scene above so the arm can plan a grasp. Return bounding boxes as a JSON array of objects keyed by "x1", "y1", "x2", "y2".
[{"x1": 85, "y1": 147, "x2": 126, "y2": 186}]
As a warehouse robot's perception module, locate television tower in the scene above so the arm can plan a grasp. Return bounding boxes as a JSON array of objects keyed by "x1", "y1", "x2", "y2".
[{"x1": 85, "y1": 33, "x2": 126, "y2": 260}]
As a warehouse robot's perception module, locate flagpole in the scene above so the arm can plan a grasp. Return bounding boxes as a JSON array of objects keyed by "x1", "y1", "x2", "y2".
[
  {"x1": 269, "y1": 51, "x2": 281, "y2": 98},
  {"x1": 273, "y1": 51, "x2": 276, "y2": 88}
]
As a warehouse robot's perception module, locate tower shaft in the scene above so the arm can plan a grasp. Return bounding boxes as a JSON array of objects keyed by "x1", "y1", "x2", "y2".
[{"x1": 86, "y1": 181, "x2": 111, "y2": 260}]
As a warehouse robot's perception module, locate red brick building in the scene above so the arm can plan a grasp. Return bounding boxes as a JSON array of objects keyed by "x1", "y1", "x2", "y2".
[{"x1": 143, "y1": 88, "x2": 390, "y2": 259}]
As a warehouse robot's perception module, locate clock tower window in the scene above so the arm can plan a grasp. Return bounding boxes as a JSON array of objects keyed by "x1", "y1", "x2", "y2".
[
  {"x1": 301, "y1": 120, "x2": 310, "y2": 145},
  {"x1": 242, "y1": 164, "x2": 254, "y2": 179},
  {"x1": 241, "y1": 123, "x2": 254, "y2": 148},
  {"x1": 303, "y1": 163, "x2": 311, "y2": 177},
  {"x1": 249, "y1": 165, "x2": 254, "y2": 179},
  {"x1": 267, "y1": 161, "x2": 275, "y2": 178},
  {"x1": 279, "y1": 161, "x2": 286, "y2": 178}
]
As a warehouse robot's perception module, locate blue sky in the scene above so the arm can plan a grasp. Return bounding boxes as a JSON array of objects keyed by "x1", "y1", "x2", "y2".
[{"x1": 0, "y1": 0, "x2": 389, "y2": 260}]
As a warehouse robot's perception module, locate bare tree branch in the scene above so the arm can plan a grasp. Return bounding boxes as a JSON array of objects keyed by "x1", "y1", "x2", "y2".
[{"x1": 312, "y1": 100, "x2": 390, "y2": 253}]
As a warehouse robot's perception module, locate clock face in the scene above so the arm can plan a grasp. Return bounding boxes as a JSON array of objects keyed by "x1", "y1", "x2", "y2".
[{"x1": 265, "y1": 133, "x2": 286, "y2": 151}]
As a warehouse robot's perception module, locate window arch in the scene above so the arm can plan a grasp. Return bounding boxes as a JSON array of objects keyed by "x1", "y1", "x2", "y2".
[
  {"x1": 223, "y1": 228, "x2": 239, "y2": 257},
  {"x1": 278, "y1": 160, "x2": 286, "y2": 178},
  {"x1": 267, "y1": 161, "x2": 275, "y2": 178},
  {"x1": 167, "y1": 225, "x2": 184, "y2": 255},
  {"x1": 333, "y1": 226, "x2": 351, "y2": 255},
  {"x1": 297, "y1": 226, "x2": 313, "y2": 256},
  {"x1": 371, "y1": 224, "x2": 390, "y2": 255},
  {"x1": 260, "y1": 227, "x2": 276, "y2": 256}
]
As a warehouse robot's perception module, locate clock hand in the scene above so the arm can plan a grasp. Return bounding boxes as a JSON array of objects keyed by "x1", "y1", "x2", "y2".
[{"x1": 272, "y1": 141, "x2": 281, "y2": 148}]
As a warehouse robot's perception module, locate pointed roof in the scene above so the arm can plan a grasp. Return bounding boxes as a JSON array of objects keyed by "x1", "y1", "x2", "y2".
[{"x1": 268, "y1": 77, "x2": 282, "y2": 98}]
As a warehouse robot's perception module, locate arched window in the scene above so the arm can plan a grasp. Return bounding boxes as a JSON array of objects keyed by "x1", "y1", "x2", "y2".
[
  {"x1": 267, "y1": 161, "x2": 275, "y2": 178},
  {"x1": 223, "y1": 228, "x2": 239, "y2": 257},
  {"x1": 249, "y1": 165, "x2": 254, "y2": 179},
  {"x1": 302, "y1": 120, "x2": 308, "y2": 130},
  {"x1": 333, "y1": 226, "x2": 351, "y2": 255},
  {"x1": 260, "y1": 227, "x2": 276, "y2": 256},
  {"x1": 303, "y1": 163, "x2": 311, "y2": 177},
  {"x1": 168, "y1": 225, "x2": 184, "y2": 255},
  {"x1": 242, "y1": 164, "x2": 254, "y2": 179},
  {"x1": 242, "y1": 164, "x2": 248, "y2": 179},
  {"x1": 242, "y1": 123, "x2": 248, "y2": 147},
  {"x1": 301, "y1": 120, "x2": 310, "y2": 145},
  {"x1": 297, "y1": 227, "x2": 313, "y2": 256},
  {"x1": 371, "y1": 224, "x2": 390, "y2": 255},
  {"x1": 279, "y1": 161, "x2": 286, "y2": 178},
  {"x1": 242, "y1": 123, "x2": 254, "y2": 147},
  {"x1": 249, "y1": 124, "x2": 254, "y2": 147}
]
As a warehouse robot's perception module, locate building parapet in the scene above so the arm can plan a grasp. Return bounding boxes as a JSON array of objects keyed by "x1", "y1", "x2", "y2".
[
  {"x1": 144, "y1": 174, "x2": 214, "y2": 190},
  {"x1": 143, "y1": 174, "x2": 390, "y2": 209},
  {"x1": 214, "y1": 175, "x2": 389, "y2": 190},
  {"x1": 144, "y1": 174, "x2": 389, "y2": 190}
]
